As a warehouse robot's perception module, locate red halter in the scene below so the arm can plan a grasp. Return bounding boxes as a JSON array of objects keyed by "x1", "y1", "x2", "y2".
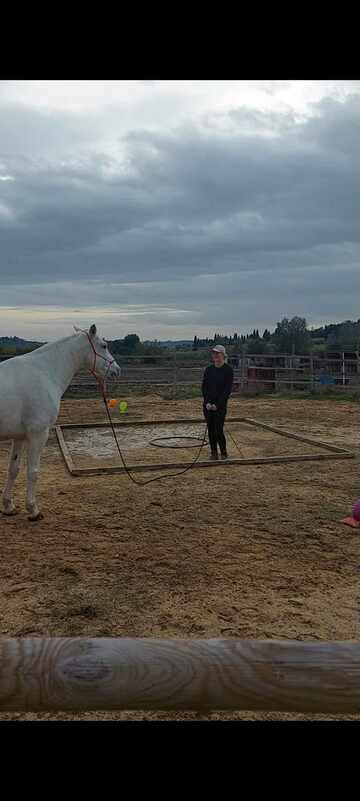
[{"x1": 80, "y1": 329, "x2": 115, "y2": 394}]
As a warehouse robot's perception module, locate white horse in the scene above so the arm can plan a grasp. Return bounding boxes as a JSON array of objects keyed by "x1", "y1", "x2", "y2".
[{"x1": 0, "y1": 324, "x2": 121, "y2": 521}]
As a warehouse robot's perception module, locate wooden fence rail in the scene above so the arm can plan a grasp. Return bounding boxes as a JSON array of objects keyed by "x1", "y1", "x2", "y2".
[
  {"x1": 55, "y1": 416, "x2": 353, "y2": 477},
  {"x1": 1, "y1": 638, "x2": 360, "y2": 713}
]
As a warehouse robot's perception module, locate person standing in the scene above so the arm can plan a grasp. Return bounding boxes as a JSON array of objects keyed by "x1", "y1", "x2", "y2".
[{"x1": 202, "y1": 345, "x2": 234, "y2": 460}]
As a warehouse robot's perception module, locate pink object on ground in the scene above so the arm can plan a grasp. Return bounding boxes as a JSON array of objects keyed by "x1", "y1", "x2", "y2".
[{"x1": 341, "y1": 516, "x2": 360, "y2": 529}]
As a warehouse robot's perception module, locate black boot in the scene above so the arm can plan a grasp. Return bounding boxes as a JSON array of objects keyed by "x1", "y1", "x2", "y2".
[
  {"x1": 220, "y1": 451, "x2": 228, "y2": 460},
  {"x1": 210, "y1": 450, "x2": 219, "y2": 460}
]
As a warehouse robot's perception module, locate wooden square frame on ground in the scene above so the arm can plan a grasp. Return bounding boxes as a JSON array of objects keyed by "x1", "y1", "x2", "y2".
[{"x1": 55, "y1": 416, "x2": 354, "y2": 476}]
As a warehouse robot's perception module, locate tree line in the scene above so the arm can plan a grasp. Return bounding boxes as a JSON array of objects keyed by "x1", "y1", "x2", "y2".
[
  {"x1": 109, "y1": 318, "x2": 360, "y2": 357},
  {"x1": 193, "y1": 317, "x2": 360, "y2": 354},
  {"x1": 2, "y1": 317, "x2": 360, "y2": 359}
]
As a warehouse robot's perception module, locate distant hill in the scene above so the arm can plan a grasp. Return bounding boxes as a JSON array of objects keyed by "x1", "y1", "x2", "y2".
[{"x1": 0, "y1": 336, "x2": 44, "y2": 352}]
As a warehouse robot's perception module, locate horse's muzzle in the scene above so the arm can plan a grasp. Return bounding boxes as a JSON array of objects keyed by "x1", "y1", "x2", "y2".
[{"x1": 109, "y1": 364, "x2": 121, "y2": 380}]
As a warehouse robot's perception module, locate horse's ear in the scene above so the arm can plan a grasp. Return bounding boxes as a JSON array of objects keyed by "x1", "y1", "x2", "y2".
[
  {"x1": 89, "y1": 324, "x2": 97, "y2": 337},
  {"x1": 73, "y1": 325, "x2": 81, "y2": 333}
]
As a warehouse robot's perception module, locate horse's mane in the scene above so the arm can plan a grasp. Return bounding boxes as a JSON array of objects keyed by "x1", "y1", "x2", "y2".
[{"x1": 31, "y1": 332, "x2": 82, "y2": 355}]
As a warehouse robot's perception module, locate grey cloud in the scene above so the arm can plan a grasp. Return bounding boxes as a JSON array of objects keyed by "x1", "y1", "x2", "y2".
[
  {"x1": 1, "y1": 90, "x2": 360, "y2": 335},
  {"x1": 0, "y1": 102, "x2": 105, "y2": 162}
]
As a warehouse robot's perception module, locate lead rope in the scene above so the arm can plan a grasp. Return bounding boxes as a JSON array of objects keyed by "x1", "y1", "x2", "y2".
[
  {"x1": 80, "y1": 329, "x2": 208, "y2": 486},
  {"x1": 224, "y1": 425, "x2": 245, "y2": 458},
  {"x1": 101, "y1": 388, "x2": 209, "y2": 487}
]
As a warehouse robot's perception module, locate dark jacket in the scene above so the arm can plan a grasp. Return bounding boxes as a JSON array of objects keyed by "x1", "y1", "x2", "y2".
[{"x1": 202, "y1": 363, "x2": 234, "y2": 411}]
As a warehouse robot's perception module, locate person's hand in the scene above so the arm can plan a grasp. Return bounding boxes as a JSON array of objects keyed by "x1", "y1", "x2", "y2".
[
  {"x1": 206, "y1": 402, "x2": 212, "y2": 411},
  {"x1": 211, "y1": 404, "x2": 217, "y2": 411}
]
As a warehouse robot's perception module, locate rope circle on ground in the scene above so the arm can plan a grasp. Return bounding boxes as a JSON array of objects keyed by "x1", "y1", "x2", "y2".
[
  {"x1": 149, "y1": 435, "x2": 209, "y2": 449},
  {"x1": 101, "y1": 392, "x2": 209, "y2": 486}
]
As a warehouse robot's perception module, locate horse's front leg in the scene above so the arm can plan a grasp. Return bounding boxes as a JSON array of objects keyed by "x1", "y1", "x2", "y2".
[
  {"x1": 26, "y1": 429, "x2": 49, "y2": 522},
  {"x1": 2, "y1": 439, "x2": 25, "y2": 515}
]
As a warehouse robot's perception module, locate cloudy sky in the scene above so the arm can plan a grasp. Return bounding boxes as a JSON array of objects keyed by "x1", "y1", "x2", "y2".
[{"x1": 1, "y1": 79, "x2": 360, "y2": 342}]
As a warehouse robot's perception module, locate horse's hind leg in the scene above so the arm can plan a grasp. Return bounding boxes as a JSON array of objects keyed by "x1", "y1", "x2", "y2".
[
  {"x1": 2, "y1": 439, "x2": 25, "y2": 516},
  {"x1": 26, "y1": 429, "x2": 49, "y2": 522}
]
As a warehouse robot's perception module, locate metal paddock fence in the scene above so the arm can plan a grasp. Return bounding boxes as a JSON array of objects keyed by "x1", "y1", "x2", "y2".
[
  {"x1": 2, "y1": 350, "x2": 360, "y2": 396},
  {"x1": 65, "y1": 350, "x2": 360, "y2": 396}
]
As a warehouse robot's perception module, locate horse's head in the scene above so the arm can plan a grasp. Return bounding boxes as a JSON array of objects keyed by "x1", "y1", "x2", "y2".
[{"x1": 74, "y1": 324, "x2": 121, "y2": 382}]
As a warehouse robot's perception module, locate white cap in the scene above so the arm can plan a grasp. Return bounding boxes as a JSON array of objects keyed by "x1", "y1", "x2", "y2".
[{"x1": 212, "y1": 344, "x2": 227, "y2": 355}]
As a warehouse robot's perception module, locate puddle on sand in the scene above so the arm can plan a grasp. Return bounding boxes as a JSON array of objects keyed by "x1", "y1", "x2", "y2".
[{"x1": 67, "y1": 424, "x2": 208, "y2": 458}]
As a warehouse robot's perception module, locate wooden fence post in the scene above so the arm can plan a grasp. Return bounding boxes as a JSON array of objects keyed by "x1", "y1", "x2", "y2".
[
  {"x1": 310, "y1": 352, "x2": 314, "y2": 392},
  {"x1": 240, "y1": 347, "x2": 246, "y2": 392},
  {"x1": 173, "y1": 349, "x2": 178, "y2": 398}
]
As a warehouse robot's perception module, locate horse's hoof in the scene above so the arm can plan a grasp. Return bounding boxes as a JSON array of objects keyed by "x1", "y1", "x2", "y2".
[
  {"x1": 28, "y1": 512, "x2": 44, "y2": 522},
  {"x1": 1, "y1": 508, "x2": 18, "y2": 516}
]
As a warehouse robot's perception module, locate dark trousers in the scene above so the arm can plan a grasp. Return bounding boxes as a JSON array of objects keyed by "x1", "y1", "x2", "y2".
[{"x1": 203, "y1": 406, "x2": 227, "y2": 454}]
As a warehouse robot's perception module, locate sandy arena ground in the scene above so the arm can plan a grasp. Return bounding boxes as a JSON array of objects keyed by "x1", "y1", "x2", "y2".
[{"x1": 1, "y1": 393, "x2": 360, "y2": 721}]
